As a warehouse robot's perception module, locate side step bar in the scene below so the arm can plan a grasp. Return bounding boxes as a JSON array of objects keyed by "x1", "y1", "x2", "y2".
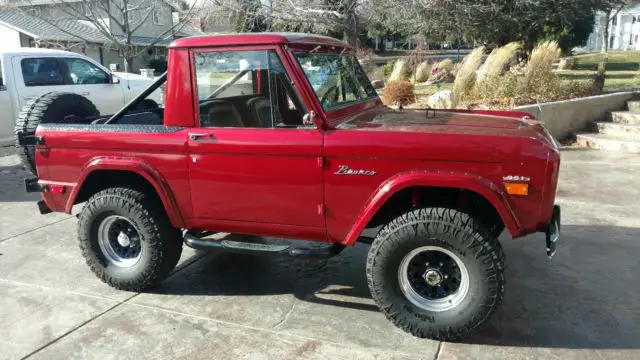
[{"x1": 183, "y1": 232, "x2": 345, "y2": 259}]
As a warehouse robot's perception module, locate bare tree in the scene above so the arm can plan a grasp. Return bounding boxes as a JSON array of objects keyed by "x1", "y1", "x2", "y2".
[
  {"x1": 202, "y1": 0, "x2": 364, "y2": 46},
  {"x1": 10, "y1": 0, "x2": 197, "y2": 72},
  {"x1": 374, "y1": 0, "x2": 605, "y2": 54}
]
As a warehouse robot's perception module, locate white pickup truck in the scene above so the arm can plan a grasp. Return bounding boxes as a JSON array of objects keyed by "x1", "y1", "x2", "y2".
[{"x1": 0, "y1": 48, "x2": 162, "y2": 145}]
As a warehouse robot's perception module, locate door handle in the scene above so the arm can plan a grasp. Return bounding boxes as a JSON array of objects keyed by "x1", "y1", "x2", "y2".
[
  {"x1": 80, "y1": 92, "x2": 90, "y2": 96},
  {"x1": 190, "y1": 132, "x2": 214, "y2": 141}
]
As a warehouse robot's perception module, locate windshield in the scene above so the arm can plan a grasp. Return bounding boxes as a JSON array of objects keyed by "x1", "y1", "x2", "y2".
[{"x1": 294, "y1": 52, "x2": 377, "y2": 110}]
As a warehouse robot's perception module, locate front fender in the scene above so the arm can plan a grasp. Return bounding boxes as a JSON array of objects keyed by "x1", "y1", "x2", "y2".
[
  {"x1": 342, "y1": 170, "x2": 524, "y2": 245},
  {"x1": 65, "y1": 156, "x2": 186, "y2": 228}
]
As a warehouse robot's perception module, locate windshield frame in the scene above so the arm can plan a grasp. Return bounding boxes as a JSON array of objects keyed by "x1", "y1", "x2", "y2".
[{"x1": 292, "y1": 50, "x2": 379, "y2": 112}]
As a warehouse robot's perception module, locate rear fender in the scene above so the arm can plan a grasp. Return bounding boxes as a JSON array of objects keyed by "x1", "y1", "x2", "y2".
[
  {"x1": 342, "y1": 170, "x2": 523, "y2": 245},
  {"x1": 66, "y1": 156, "x2": 186, "y2": 228}
]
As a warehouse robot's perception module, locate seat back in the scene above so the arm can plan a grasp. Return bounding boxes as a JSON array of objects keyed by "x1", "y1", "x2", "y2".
[
  {"x1": 199, "y1": 100, "x2": 243, "y2": 128},
  {"x1": 246, "y1": 97, "x2": 282, "y2": 128}
]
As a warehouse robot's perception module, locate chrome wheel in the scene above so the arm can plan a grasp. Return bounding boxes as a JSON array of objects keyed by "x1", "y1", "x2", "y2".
[
  {"x1": 97, "y1": 215, "x2": 142, "y2": 268},
  {"x1": 398, "y1": 246, "x2": 470, "y2": 312}
]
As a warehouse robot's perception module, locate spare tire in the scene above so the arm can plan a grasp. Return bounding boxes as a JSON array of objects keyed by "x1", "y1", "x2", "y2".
[{"x1": 14, "y1": 92, "x2": 99, "y2": 175}]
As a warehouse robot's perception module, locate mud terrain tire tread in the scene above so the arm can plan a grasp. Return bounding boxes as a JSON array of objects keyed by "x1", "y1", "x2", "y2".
[
  {"x1": 78, "y1": 187, "x2": 182, "y2": 291},
  {"x1": 14, "y1": 92, "x2": 99, "y2": 175},
  {"x1": 366, "y1": 207, "x2": 506, "y2": 341}
]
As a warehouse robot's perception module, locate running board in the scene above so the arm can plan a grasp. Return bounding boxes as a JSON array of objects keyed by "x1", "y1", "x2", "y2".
[{"x1": 183, "y1": 232, "x2": 345, "y2": 259}]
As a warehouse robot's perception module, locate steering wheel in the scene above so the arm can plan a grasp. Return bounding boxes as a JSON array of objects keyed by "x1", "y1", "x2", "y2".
[{"x1": 320, "y1": 86, "x2": 340, "y2": 106}]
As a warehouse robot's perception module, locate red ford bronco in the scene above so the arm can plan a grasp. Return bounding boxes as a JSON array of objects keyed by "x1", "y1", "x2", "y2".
[{"x1": 16, "y1": 33, "x2": 561, "y2": 341}]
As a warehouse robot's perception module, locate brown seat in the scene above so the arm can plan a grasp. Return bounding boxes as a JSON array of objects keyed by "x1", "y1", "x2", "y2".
[
  {"x1": 199, "y1": 100, "x2": 243, "y2": 127},
  {"x1": 246, "y1": 97, "x2": 282, "y2": 128}
]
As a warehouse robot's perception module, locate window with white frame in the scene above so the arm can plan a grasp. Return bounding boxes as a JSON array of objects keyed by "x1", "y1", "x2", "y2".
[{"x1": 152, "y1": 9, "x2": 163, "y2": 25}]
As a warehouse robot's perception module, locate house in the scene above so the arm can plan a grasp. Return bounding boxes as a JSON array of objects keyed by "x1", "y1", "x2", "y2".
[
  {"x1": 584, "y1": 4, "x2": 640, "y2": 52},
  {"x1": 0, "y1": 0, "x2": 203, "y2": 73}
]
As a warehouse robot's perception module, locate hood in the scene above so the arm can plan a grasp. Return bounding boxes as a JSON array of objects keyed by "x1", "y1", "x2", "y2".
[
  {"x1": 112, "y1": 72, "x2": 164, "y2": 103},
  {"x1": 326, "y1": 106, "x2": 558, "y2": 163},
  {"x1": 112, "y1": 72, "x2": 162, "y2": 95},
  {"x1": 112, "y1": 72, "x2": 160, "y2": 91},
  {"x1": 112, "y1": 72, "x2": 158, "y2": 82},
  {"x1": 337, "y1": 107, "x2": 537, "y2": 137}
]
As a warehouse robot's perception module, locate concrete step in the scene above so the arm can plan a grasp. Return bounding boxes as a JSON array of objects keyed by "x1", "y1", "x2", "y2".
[
  {"x1": 596, "y1": 122, "x2": 640, "y2": 138},
  {"x1": 611, "y1": 111, "x2": 640, "y2": 124},
  {"x1": 628, "y1": 100, "x2": 640, "y2": 112},
  {"x1": 576, "y1": 133, "x2": 640, "y2": 153}
]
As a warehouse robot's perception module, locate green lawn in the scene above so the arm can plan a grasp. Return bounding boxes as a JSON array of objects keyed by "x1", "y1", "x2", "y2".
[
  {"x1": 373, "y1": 49, "x2": 467, "y2": 60},
  {"x1": 414, "y1": 82, "x2": 453, "y2": 96},
  {"x1": 373, "y1": 50, "x2": 410, "y2": 57},
  {"x1": 602, "y1": 77, "x2": 639, "y2": 92},
  {"x1": 555, "y1": 69, "x2": 639, "y2": 92},
  {"x1": 572, "y1": 51, "x2": 640, "y2": 71}
]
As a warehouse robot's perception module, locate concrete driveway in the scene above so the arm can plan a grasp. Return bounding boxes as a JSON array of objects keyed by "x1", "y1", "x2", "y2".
[{"x1": 1, "y1": 146, "x2": 639, "y2": 360}]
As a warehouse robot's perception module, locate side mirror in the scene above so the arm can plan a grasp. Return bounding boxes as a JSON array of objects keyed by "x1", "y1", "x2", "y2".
[
  {"x1": 302, "y1": 110, "x2": 316, "y2": 126},
  {"x1": 110, "y1": 74, "x2": 120, "y2": 84}
]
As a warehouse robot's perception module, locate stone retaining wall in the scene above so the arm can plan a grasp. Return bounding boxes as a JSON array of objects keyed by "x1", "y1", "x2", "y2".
[{"x1": 515, "y1": 91, "x2": 639, "y2": 140}]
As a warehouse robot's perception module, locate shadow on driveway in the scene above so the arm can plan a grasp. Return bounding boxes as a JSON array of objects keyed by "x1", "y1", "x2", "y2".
[
  {"x1": 148, "y1": 225, "x2": 640, "y2": 350},
  {"x1": 467, "y1": 224, "x2": 640, "y2": 350},
  {"x1": 0, "y1": 163, "x2": 41, "y2": 203}
]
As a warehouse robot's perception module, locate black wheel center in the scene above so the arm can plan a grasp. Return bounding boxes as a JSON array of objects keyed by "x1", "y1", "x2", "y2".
[
  {"x1": 107, "y1": 219, "x2": 141, "y2": 259},
  {"x1": 423, "y1": 269, "x2": 443, "y2": 286},
  {"x1": 406, "y1": 250, "x2": 462, "y2": 299}
]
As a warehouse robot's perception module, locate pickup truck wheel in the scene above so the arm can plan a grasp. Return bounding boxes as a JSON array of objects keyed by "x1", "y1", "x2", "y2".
[
  {"x1": 78, "y1": 187, "x2": 182, "y2": 291},
  {"x1": 366, "y1": 207, "x2": 505, "y2": 341},
  {"x1": 14, "y1": 92, "x2": 99, "y2": 175}
]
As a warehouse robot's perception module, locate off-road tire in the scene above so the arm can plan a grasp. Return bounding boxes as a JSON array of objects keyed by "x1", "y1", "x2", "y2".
[
  {"x1": 78, "y1": 187, "x2": 182, "y2": 291},
  {"x1": 14, "y1": 92, "x2": 99, "y2": 175},
  {"x1": 366, "y1": 207, "x2": 505, "y2": 341},
  {"x1": 489, "y1": 224, "x2": 505, "y2": 239}
]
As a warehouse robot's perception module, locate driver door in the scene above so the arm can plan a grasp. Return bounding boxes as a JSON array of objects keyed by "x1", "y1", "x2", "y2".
[
  {"x1": 61, "y1": 57, "x2": 124, "y2": 115},
  {"x1": 187, "y1": 47, "x2": 325, "y2": 237}
]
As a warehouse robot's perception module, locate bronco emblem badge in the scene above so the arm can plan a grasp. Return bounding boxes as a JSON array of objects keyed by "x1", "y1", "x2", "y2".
[{"x1": 335, "y1": 165, "x2": 377, "y2": 176}]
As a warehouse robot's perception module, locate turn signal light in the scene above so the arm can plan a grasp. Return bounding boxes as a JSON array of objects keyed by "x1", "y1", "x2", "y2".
[
  {"x1": 49, "y1": 185, "x2": 66, "y2": 195},
  {"x1": 504, "y1": 183, "x2": 529, "y2": 196}
]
